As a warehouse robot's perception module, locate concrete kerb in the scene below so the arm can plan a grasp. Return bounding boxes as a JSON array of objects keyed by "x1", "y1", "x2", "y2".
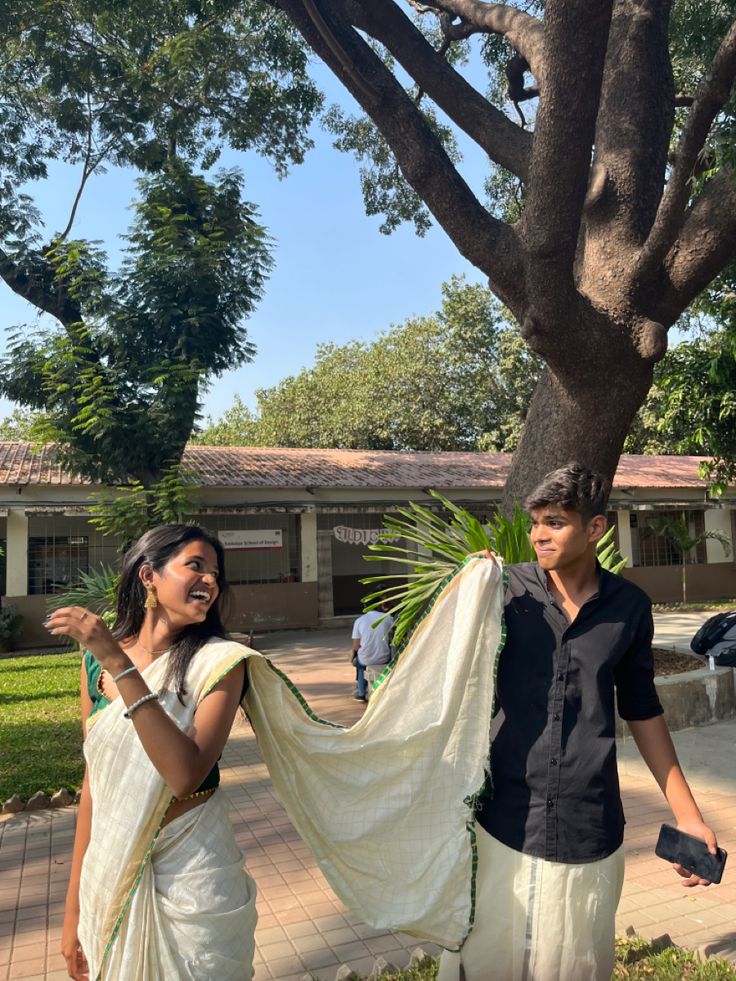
[{"x1": 649, "y1": 611, "x2": 736, "y2": 732}]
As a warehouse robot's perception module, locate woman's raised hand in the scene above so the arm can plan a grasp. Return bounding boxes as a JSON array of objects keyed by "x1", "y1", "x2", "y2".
[{"x1": 45, "y1": 607, "x2": 126, "y2": 671}]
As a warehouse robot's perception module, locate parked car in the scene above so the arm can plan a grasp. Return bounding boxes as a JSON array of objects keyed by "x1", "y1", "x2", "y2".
[{"x1": 690, "y1": 611, "x2": 736, "y2": 667}]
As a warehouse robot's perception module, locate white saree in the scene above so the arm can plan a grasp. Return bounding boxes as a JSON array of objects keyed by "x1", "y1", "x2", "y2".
[
  {"x1": 78, "y1": 553, "x2": 505, "y2": 979},
  {"x1": 78, "y1": 639, "x2": 258, "y2": 980}
]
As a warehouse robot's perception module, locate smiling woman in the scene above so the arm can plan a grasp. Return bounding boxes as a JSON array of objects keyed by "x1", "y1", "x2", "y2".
[{"x1": 44, "y1": 525, "x2": 254, "y2": 980}]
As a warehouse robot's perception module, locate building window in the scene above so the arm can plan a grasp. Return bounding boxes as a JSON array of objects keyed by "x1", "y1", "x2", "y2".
[
  {"x1": 630, "y1": 509, "x2": 706, "y2": 568},
  {"x1": 195, "y1": 513, "x2": 301, "y2": 585},
  {"x1": 27, "y1": 515, "x2": 121, "y2": 595}
]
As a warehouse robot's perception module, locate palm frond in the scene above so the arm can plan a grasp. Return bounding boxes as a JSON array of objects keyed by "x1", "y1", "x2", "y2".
[
  {"x1": 362, "y1": 491, "x2": 629, "y2": 647},
  {"x1": 45, "y1": 565, "x2": 120, "y2": 616},
  {"x1": 596, "y1": 525, "x2": 627, "y2": 575}
]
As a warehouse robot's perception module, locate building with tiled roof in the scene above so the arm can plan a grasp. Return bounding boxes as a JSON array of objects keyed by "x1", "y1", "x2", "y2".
[
  {"x1": 0, "y1": 441, "x2": 717, "y2": 491},
  {"x1": 0, "y1": 443, "x2": 734, "y2": 647}
]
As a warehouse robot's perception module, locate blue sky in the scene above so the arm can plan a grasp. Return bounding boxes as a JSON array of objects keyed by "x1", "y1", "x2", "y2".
[{"x1": 0, "y1": 61, "x2": 491, "y2": 427}]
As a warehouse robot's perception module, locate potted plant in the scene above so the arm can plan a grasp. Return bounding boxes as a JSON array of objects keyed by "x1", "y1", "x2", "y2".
[{"x1": 0, "y1": 604, "x2": 24, "y2": 652}]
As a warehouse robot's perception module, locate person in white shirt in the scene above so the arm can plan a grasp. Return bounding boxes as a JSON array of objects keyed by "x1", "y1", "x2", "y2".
[{"x1": 351, "y1": 605, "x2": 394, "y2": 701}]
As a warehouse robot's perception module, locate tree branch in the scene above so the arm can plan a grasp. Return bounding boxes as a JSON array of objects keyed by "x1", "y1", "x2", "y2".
[
  {"x1": 352, "y1": 0, "x2": 531, "y2": 179},
  {"x1": 301, "y1": 0, "x2": 379, "y2": 105},
  {"x1": 58, "y1": 92, "x2": 96, "y2": 243},
  {"x1": 272, "y1": 0, "x2": 526, "y2": 311},
  {"x1": 409, "y1": 1, "x2": 544, "y2": 73},
  {"x1": 0, "y1": 248, "x2": 83, "y2": 327},
  {"x1": 588, "y1": 1, "x2": 674, "y2": 246},
  {"x1": 520, "y1": 0, "x2": 612, "y2": 319},
  {"x1": 635, "y1": 18, "x2": 736, "y2": 285},
  {"x1": 655, "y1": 168, "x2": 736, "y2": 326}
]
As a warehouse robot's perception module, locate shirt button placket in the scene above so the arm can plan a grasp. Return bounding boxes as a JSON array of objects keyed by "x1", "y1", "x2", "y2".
[{"x1": 546, "y1": 641, "x2": 569, "y2": 859}]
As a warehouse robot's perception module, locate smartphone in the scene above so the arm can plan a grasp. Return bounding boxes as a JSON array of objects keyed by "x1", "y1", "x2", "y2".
[{"x1": 655, "y1": 823, "x2": 727, "y2": 884}]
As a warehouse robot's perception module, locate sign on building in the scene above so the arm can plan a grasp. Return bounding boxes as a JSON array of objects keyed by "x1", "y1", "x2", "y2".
[
  {"x1": 333, "y1": 526, "x2": 399, "y2": 546},
  {"x1": 218, "y1": 529, "x2": 283, "y2": 550}
]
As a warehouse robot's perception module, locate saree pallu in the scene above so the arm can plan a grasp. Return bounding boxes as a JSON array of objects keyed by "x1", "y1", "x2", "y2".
[
  {"x1": 78, "y1": 553, "x2": 505, "y2": 978},
  {"x1": 244, "y1": 554, "x2": 505, "y2": 948}
]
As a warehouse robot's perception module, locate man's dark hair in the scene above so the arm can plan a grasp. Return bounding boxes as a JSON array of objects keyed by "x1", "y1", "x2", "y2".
[{"x1": 524, "y1": 463, "x2": 611, "y2": 524}]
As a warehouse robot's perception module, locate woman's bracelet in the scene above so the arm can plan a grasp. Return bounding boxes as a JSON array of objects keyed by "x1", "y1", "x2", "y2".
[
  {"x1": 112, "y1": 664, "x2": 139, "y2": 684},
  {"x1": 123, "y1": 691, "x2": 159, "y2": 718}
]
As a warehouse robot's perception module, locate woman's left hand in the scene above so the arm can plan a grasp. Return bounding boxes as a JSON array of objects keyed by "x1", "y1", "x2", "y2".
[{"x1": 45, "y1": 607, "x2": 124, "y2": 669}]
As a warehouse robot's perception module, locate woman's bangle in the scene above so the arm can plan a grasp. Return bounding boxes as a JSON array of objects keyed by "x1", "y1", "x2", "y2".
[
  {"x1": 123, "y1": 691, "x2": 159, "y2": 718},
  {"x1": 112, "y1": 664, "x2": 139, "y2": 684}
]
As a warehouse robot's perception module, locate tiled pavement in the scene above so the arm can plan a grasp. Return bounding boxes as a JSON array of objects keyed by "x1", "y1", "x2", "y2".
[{"x1": 2, "y1": 628, "x2": 736, "y2": 980}]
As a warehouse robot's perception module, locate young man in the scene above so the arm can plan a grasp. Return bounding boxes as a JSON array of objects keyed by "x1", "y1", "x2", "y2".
[
  {"x1": 439, "y1": 463, "x2": 719, "y2": 981},
  {"x1": 351, "y1": 603, "x2": 394, "y2": 701}
]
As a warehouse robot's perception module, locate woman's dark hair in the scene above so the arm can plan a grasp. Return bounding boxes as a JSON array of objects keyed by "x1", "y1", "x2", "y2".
[{"x1": 113, "y1": 524, "x2": 230, "y2": 699}]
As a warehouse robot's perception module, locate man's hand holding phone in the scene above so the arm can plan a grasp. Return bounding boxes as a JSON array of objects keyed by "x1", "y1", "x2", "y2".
[{"x1": 655, "y1": 823, "x2": 727, "y2": 886}]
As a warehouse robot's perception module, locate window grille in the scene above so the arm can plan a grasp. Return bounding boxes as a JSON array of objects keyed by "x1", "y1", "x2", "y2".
[
  {"x1": 629, "y1": 509, "x2": 706, "y2": 568},
  {"x1": 27, "y1": 515, "x2": 121, "y2": 595},
  {"x1": 193, "y1": 513, "x2": 300, "y2": 585}
]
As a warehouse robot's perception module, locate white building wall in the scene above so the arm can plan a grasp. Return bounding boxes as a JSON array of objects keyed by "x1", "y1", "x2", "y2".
[
  {"x1": 299, "y1": 512, "x2": 318, "y2": 582},
  {"x1": 615, "y1": 511, "x2": 634, "y2": 568},
  {"x1": 6, "y1": 509, "x2": 28, "y2": 596},
  {"x1": 704, "y1": 508, "x2": 733, "y2": 564}
]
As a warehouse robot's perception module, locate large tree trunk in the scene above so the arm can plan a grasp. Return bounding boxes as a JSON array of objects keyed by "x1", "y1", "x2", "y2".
[
  {"x1": 270, "y1": 0, "x2": 736, "y2": 501},
  {"x1": 503, "y1": 354, "x2": 654, "y2": 509}
]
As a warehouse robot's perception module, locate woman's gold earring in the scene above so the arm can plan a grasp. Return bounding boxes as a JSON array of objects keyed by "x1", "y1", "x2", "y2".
[{"x1": 144, "y1": 583, "x2": 158, "y2": 609}]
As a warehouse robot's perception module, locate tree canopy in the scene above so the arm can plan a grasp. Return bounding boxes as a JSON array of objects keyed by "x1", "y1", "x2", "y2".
[
  {"x1": 195, "y1": 276, "x2": 541, "y2": 451},
  {"x1": 266, "y1": 0, "x2": 736, "y2": 502},
  {"x1": 0, "y1": 0, "x2": 321, "y2": 483}
]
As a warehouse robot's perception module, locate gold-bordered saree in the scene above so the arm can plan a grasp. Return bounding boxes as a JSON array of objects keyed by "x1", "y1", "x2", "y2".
[{"x1": 78, "y1": 553, "x2": 504, "y2": 979}]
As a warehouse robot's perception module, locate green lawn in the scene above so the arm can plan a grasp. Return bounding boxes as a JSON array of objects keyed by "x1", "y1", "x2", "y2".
[
  {"x1": 653, "y1": 599, "x2": 736, "y2": 612},
  {"x1": 0, "y1": 652, "x2": 85, "y2": 801},
  {"x1": 360, "y1": 939, "x2": 736, "y2": 980},
  {"x1": 612, "y1": 936, "x2": 736, "y2": 979}
]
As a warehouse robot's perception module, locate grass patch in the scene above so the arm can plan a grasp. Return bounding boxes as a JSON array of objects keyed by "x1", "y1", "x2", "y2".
[
  {"x1": 653, "y1": 600, "x2": 736, "y2": 612},
  {"x1": 0, "y1": 652, "x2": 85, "y2": 800},
  {"x1": 347, "y1": 939, "x2": 736, "y2": 980},
  {"x1": 613, "y1": 936, "x2": 736, "y2": 978}
]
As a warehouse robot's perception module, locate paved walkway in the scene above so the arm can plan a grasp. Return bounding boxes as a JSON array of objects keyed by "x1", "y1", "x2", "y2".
[
  {"x1": 2, "y1": 626, "x2": 736, "y2": 980},
  {"x1": 652, "y1": 610, "x2": 714, "y2": 653}
]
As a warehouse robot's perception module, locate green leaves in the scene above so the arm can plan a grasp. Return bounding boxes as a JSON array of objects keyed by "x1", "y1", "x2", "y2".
[
  {"x1": 87, "y1": 465, "x2": 196, "y2": 544},
  {"x1": 196, "y1": 275, "x2": 542, "y2": 452},
  {"x1": 650, "y1": 319, "x2": 736, "y2": 496},
  {"x1": 0, "y1": 0, "x2": 324, "y2": 488},
  {"x1": 361, "y1": 493, "x2": 627, "y2": 647},
  {"x1": 0, "y1": 162, "x2": 271, "y2": 483},
  {"x1": 596, "y1": 525, "x2": 628, "y2": 576},
  {"x1": 44, "y1": 565, "x2": 119, "y2": 615},
  {"x1": 324, "y1": 103, "x2": 459, "y2": 237}
]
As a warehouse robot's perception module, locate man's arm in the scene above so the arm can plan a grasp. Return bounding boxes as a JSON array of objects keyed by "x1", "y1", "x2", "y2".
[{"x1": 627, "y1": 714, "x2": 718, "y2": 887}]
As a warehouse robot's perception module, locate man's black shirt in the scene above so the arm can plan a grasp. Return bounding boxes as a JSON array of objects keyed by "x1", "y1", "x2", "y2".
[{"x1": 476, "y1": 562, "x2": 663, "y2": 864}]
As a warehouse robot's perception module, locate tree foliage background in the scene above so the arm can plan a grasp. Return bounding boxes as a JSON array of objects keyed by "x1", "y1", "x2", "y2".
[
  {"x1": 2, "y1": 1, "x2": 736, "y2": 500},
  {"x1": 0, "y1": 0, "x2": 321, "y2": 485},
  {"x1": 195, "y1": 276, "x2": 541, "y2": 451},
  {"x1": 264, "y1": 0, "x2": 736, "y2": 502}
]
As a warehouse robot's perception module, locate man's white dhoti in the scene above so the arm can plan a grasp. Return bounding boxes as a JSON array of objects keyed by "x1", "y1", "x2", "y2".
[{"x1": 438, "y1": 826, "x2": 625, "y2": 981}]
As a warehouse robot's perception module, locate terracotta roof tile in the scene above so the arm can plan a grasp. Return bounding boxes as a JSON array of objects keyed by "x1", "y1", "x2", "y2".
[
  {"x1": 0, "y1": 442, "x2": 715, "y2": 491},
  {"x1": 0, "y1": 442, "x2": 90, "y2": 486},
  {"x1": 180, "y1": 446, "x2": 510, "y2": 488},
  {"x1": 613, "y1": 454, "x2": 709, "y2": 489}
]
